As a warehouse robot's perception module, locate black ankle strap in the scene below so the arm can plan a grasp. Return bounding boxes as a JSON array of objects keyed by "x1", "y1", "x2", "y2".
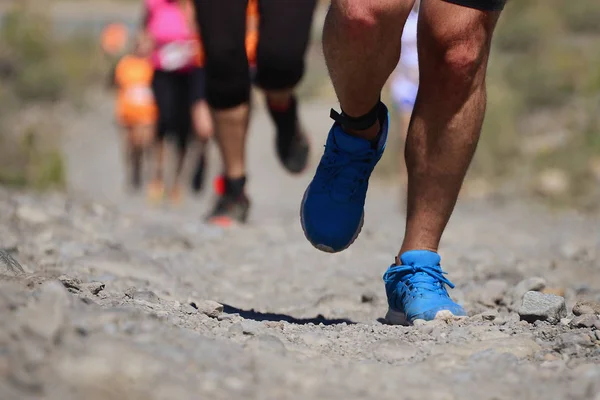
[{"x1": 330, "y1": 100, "x2": 381, "y2": 131}]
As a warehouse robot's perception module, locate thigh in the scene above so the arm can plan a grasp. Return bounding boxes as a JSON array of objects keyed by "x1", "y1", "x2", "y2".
[
  {"x1": 151, "y1": 70, "x2": 177, "y2": 126},
  {"x1": 257, "y1": 0, "x2": 317, "y2": 60},
  {"x1": 194, "y1": 0, "x2": 248, "y2": 70}
]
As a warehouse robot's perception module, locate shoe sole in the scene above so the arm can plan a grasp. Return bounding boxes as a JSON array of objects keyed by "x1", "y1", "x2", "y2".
[
  {"x1": 300, "y1": 184, "x2": 364, "y2": 254},
  {"x1": 384, "y1": 308, "x2": 467, "y2": 326}
]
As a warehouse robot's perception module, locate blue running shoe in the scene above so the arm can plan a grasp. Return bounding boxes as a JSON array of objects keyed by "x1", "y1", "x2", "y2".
[
  {"x1": 383, "y1": 250, "x2": 466, "y2": 324},
  {"x1": 300, "y1": 103, "x2": 389, "y2": 253}
]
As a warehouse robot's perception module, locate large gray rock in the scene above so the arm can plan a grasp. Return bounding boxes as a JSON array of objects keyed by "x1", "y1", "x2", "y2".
[{"x1": 518, "y1": 291, "x2": 566, "y2": 324}]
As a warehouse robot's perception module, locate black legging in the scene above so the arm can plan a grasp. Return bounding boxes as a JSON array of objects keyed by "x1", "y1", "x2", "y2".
[
  {"x1": 151, "y1": 68, "x2": 206, "y2": 151},
  {"x1": 194, "y1": 0, "x2": 317, "y2": 110}
]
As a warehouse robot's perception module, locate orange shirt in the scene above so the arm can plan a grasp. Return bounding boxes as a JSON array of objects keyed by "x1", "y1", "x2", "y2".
[{"x1": 114, "y1": 55, "x2": 157, "y2": 126}]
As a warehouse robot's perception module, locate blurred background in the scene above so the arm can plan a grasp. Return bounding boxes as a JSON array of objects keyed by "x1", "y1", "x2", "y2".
[{"x1": 1, "y1": 0, "x2": 600, "y2": 211}]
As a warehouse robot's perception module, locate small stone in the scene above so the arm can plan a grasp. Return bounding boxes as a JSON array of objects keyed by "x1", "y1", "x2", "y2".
[
  {"x1": 190, "y1": 300, "x2": 223, "y2": 318},
  {"x1": 58, "y1": 275, "x2": 82, "y2": 293},
  {"x1": 572, "y1": 300, "x2": 600, "y2": 316},
  {"x1": 132, "y1": 290, "x2": 160, "y2": 304},
  {"x1": 518, "y1": 291, "x2": 566, "y2": 324},
  {"x1": 543, "y1": 353, "x2": 561, "y2": 361},
  {"x1": 560, "y1": 332, "x2": 594, "y2": 348},
  {"x1": 83, "y1": 281, "x2": 105, "y2": 295},
  {"x1": 229, "y1": 320, "x2": 261, "y2": 336},
  {"x1": 228, "y1": 322, "x2": 244, "y2": 335},
  {"x1": 413, "y1": 319, "x2": 427, "y2": 327},
  {"x1": 595, "y1": 331, "x2": 600, "y2": 341},
  {"x1": 16, "y1": 205, "x2": 50, "y2": 224},
  {"x1": 361, "y1": 291, "x2": 377, "y2": 304},
  {"x1": 217, "y1": 313, "x2": 235, "y2": 321},
  {"x1": 570, "y1": 314, "x2": 599, "y2": 328},
  {"x1": 0, "y1": 250, "x2": 25, "y2": 277},
  {"x1": 560, "y1": 318, "x2": 572, "y2": 326},
  {"x1": 509, "y1": 277, "x2": 546, "y2": 310},
  {"x1": 182, "y1": 304, "x2": 198, "y2": 314},
  {"x1": 124, "y1": 286, "x2": 137, "y2": 298},
  {"x1": 245, "y1": 334, "x2": 286, "y2": 355},
  {"x1": 481, "y1": 309, "x2": 498, "y2": 321}
]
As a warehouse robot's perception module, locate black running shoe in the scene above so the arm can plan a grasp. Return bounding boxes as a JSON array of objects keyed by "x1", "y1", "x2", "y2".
[
  {"x1": 268, "y1": 96, "x2": 310, "y2": 174},
  {"x1": 276, "y1": 122, "x2": 310, "y2": 174},
  {"x1": 206, "y1": 193, "x2": 250, "y2": 227}
]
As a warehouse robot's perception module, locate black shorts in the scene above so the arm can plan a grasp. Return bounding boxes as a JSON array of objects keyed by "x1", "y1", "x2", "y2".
[
  {"x1": 151, "y1": 67, "x2": 206, "y2": 150},
  {"x1": 442, "y1": 0, "x2": 506, "y2": 11}
]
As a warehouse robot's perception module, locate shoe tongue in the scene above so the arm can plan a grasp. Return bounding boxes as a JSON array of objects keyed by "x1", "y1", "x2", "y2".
[
  {"x1": 333, "y1": 126, "x2": 372, "y2": 153},
  {"x1": 400, "y1": 250, "x2": 441, "y2": 268}
]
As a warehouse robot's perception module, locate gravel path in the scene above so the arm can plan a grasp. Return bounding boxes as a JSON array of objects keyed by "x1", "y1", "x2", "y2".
[{"x1": 1, "y1": 95, "x2": 600, "y2": 399}]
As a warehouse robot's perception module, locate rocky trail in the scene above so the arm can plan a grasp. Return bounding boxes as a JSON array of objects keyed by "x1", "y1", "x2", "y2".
[{"x1": 1, "y1": 96, "x2": 600, "y2": 399}]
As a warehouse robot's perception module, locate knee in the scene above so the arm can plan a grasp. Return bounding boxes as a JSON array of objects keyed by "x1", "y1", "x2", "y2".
[
  {"x1": 330, "y1": 0, "x2": 391, "y2": 36},
  {"x1": 204, "y1": 44, "x2": 250, "y2": 109},
  {"x1": 441, "y1": 41, "x2": 486, "y2": 82},
  {"x1": 255, "y1": 49, "x2": 304, "y2": 90}
]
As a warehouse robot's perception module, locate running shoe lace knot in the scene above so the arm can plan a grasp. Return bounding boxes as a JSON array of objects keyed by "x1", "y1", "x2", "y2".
[{"x1": 383, "y1": 264, "x2": 455, "y2": 296}]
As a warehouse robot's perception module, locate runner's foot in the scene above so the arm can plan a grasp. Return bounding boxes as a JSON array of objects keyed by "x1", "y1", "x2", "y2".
[
  {"x1": 383, "y1": 250, "x2": 466, "y2": 325},
  {"x1": 300, "y1": 103, "x2": 389, "y2": 253},
  {"x1": 206, "y1": 176, "x2": 250, "y2": 227},
  {"x1": 268, "y1": 96, "x2": 310, "y2": 174},
  {"x1": 147, "y1": 179, "x2": 165, "y2": 205}
]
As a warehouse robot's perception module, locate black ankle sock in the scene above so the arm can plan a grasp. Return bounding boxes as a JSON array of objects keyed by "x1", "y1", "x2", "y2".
[
  {"x1": 267, "y1": 96, "x2": 297, "y2": 134},
  {"x1": 225, "y1": 176, "x2": 246, "y2": 197}
]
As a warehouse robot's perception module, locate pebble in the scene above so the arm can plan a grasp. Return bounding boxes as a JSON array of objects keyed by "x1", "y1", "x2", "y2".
[
  {"x1": 572, "y1": 300, "x2": 600, "y2": 316},
  {"x1": 508, "y1": 277, "x2": 546, "y2": 311},
  {"x1": 229, "y1": 321, "x2": 261, "y2": 336},
  {"x1": 82, "y1": 282, "x2": 105, "y2": 295},
  {"x1": 182, "y1": 304, "x2": 199, "y2": 315},
  {"x1": 131, "y1": 290, "x2": 160, "y2": 304},
  {"x1": 570, "y1": 314, "x2": 599, "y2": 329},
  {"x1": 518, "y1": 291, "x2": 566, "y2": 324},
  {"x1": 0, "y1": 250, "x2": 25, "y2": 277},
  {"x1": 191, "y1": 300, "x2": 224, "y2": 318},
  {"x1": 361, "y1": 291, "x2": 378, "y2": 304},
  {"x1": 58, "y1": 275, "x2": 82, "y2": 293},
  {"x1": 595, "y1": 331, "x2": 600, "y2": 341},
  {"x1": 560, "y1": 332, "x2": 594, "y2": 348},
  {"x1": 245, "y1": 334, "x2": 286, "y2": 355},
  {"x1": 16, "y1": 205, "x2": 51, "y2": 224}
]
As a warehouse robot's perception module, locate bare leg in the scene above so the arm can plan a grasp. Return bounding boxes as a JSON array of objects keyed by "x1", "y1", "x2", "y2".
[
  {"x1": 147, "y1": 137, "x2": 166, "y2": 203},
  {"x1": 399, "y1": 2, "x2": 501, "y2": 256},
  {"x1": 212, "y1": 105, "x2": 250, "y2": 179},
  {"x1": 191, "y1": 100, "x2": 214, "y2": 193},
  {"x1": 323, "y1": 0, "x2": 414, "y2": 139},
  {"x1": 397, "y1": 109, "x2": 411, "y2": 186}
]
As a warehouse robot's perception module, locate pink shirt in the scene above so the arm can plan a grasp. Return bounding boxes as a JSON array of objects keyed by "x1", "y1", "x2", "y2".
[{"x1": 146, "y1": 0, "x2": 196, "y2": 71}]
